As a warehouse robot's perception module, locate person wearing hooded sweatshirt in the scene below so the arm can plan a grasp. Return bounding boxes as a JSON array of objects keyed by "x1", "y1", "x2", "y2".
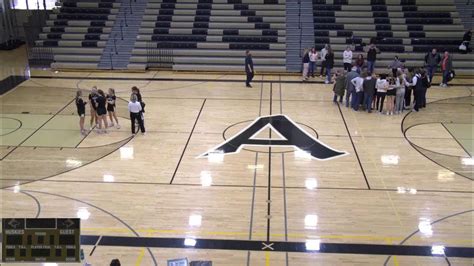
[
  {"x1": 424, "y1": 48, "x2": 441, "y2": 82},
  {"x1": 375, "y1": 74, "x2": 389, "y2": 113},
  {"x1": 332, "y1": 71, "x2": 346, "y2": 103},
  {"x1": 343, "y1": 46, "x2": 353, "y2": 72},
  {"x1": 388, "y1": 56, "x2": 403, "y2": 77},
  {"x1": 345, "y1": 66, "x2": 360, "y2": 108}
]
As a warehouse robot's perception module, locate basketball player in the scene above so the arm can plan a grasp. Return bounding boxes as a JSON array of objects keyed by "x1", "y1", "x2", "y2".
[
  {"x1": 75, "y1": 90, "x2": 87, "y2": 135},
  {"x1": 88, "y1": 86, "x2": 98, "y2": 130},
  {"x1": 107, "y1": 88, "x2": 120, "y2": 129},
  {"x1": 96, "y1": 89, "x2": 108, "y2": 133}
]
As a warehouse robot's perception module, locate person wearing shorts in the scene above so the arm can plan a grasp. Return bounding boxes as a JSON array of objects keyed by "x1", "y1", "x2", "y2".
[
  {"x1": 107, "y1": 88, "x2": 120, "y2": 129},
  {"x1": 88, "y1": 86, "x2": 98, "y2": 130},
  {"x1": 96, "y1": 89, "x2": 108, "y2": 133},
  {"x1": 76, "y1": 90, "x2": 87, "y2": 135}
]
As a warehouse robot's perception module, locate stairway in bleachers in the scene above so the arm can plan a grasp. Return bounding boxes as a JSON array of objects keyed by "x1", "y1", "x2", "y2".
[
  {"x1": 38, "y1": 0, "x2": 121, "y2": 69},
  {"x1": 312, "y1": 0, "x2": 474, "y2": 75},
  {"x1": 98, "y1": 0, "x2": 148, "y2": 69},
  {"x1": 454, "y1": 0, "x2": 474, "y2": 29},
  {"x1": 128, "y1": 0, "x2": 287, "y2": 72},
  {"x1": 285, "y1": 0, "x2": 315, "y2": 72}
]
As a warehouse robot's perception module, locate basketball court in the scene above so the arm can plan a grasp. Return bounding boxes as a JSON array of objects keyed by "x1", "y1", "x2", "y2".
[{"x1": 0, "y1": 54, "x2": 473, "y2": 265}]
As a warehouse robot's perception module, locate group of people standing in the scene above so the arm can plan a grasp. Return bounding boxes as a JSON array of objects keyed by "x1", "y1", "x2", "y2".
[
  {"x1": 75, "y1": 86, "x2": 146, "y2": 135},
  {"x1": 332, "y1": 66, "x2": 431, "y2": 115},
  {"x1": 302, "y1": 43, "x2": 381, "y2": 84}
]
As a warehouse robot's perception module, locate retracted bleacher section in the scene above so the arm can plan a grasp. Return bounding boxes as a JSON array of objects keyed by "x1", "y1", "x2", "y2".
[
  {"x1": 128, "y1": 0, "x2": 287, "y2": 71},
  {"x1": 312, "y1": 0, "x2": 474, "y2": 74},
  {"x1": 36, "y1": 0, "x2": 121, "y2": 69}
]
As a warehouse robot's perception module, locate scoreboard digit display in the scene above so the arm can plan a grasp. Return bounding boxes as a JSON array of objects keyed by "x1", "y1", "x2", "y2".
[{"x1": 2, "y1": 218, "x2": 80, "y2": 263}]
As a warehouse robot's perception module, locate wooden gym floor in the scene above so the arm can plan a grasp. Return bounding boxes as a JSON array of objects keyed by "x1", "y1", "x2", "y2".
[{"x1": 0, "y1": 48, "x2": 473, "y2": 266}]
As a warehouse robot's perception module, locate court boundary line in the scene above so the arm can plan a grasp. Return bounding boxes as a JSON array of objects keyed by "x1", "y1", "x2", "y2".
[
  {"x1": 440, "y1": 123, "x2": 472, "y2": 157},
  {"x1": 29, "y1": 75, "x2": 474, "y2": 87},
  {"x1": 0, "y1": 97, "x2": 75, "y2": 160},
  {"x1": 336, "y1": 103, "x2": 371, "y2": 189},
  {"x1": 169, "y1": 99, "x2": 207, "y2": 184}
]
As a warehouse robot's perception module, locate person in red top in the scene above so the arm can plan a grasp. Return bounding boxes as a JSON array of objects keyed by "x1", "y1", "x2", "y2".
[{"x1": 440, "y1": 51, "x2": 453, "y2": 87}]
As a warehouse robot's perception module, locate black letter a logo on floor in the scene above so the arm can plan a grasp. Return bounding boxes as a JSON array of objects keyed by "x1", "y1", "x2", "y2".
[{"x1": 198, "y1": 114, "x2": 348, "y2": 160}]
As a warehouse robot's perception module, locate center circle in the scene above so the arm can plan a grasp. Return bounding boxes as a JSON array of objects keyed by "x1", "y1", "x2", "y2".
[
  {"x1": 222, "y1": 119, "x2": 319, "y2": 154},
  {"x1": 0, "y1": 117, "x2": 22, "y2": 136}
]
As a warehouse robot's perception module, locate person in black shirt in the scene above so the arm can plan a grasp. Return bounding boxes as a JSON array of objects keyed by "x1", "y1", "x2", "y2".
[
  {"x1": 302, "y1": 49, "x2": 310, "y2": 81},
  {"x1": 107, "y1": 88, "x2": 120, "y2": 129},
  {"x1": 96, "y1": 89, "x2": 108, "y2": 133},
  {"x1": 366, "y1": 43, "x2": 379, "y2": 74},
  {"x1": 88, "y1": 86, "x2": 98, "y2": 130},
  {"x1": 131, "y1": 86, "x2": 145, "y2": 128},
  {"x1": 75, "y1": 90, "x2": 87, "y2": 135},
  {"x1": 325, "y1": 47, "x2": 335, "y2": 84},
  {"x1": 245, "y1": 50, "x2": 254, "y2": 87}
]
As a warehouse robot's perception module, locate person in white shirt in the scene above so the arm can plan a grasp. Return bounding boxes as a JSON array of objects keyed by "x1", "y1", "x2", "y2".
[
  {"x1": 128, "y1": 94, "x2": 145, "y2": 134},
  {"x1": 343, "y1": 46, "x2": 353, "y2": 72},
  {"x1": 350, "y1": 73, "x2": 365, "y2": 111},
  {"x1": 309, "y1": 47, "x2": 318, "y2": 78},
  {"x1": 319, "y1": 44, "x2": 328, "y2": 77},
  {"x1": 375, "y1": 74, "x2": 389, "y2": 113}
]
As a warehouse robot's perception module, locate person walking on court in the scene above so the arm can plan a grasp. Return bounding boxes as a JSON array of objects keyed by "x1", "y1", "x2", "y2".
[
  {"x1": 343, "y1": 46, "x2": 353, "y2": 72},
  {"x1": 388, "y1": 56, "x2": 403, "y2": 77},
  {"x1": 375, "y1": 74, "x2": 389, "y2": 113},
  {"x1": 332, "y1": 70, "x2": 345, "y2": 103},
  {"x1": 319, "y1": 44, "x2": 329, "y2": 77},
  {"x1": 302, "y1": 49, "x2": 310, "y2": 81},
  {"x1": 324, "y1": 47, "x2": 335, "y2": 84},
  {"x1": 345, "y1": 66, "x2": 359, "y2": 107},
  {"x1": 96, "y1": 89, "x2": 108, "y2": 133},
  {"x1": 309, "y1": 47, "x2": 318, "y2": 77},
  {"x1": 75, "y1": 90, "x2": 87, "y2": 135},
  {"x1": 440, "y1": 51, "x2": 453, "y2": 87},
  {"x1": 424, "y1": 48, "x2": 441, "y2": 82},
  {"x1": 363, "y1": 72, "x2": 376, "y2": 113},
  {"x1": 245, "y1": 50, "x2": 254, "y2": 88},
  {"x1": 88, "y1": 86, "x2": 99, "y2": 130},
  {"x1": 366, "y1": 43, "x2": 379, "y2": 74},
  {"x1": 128, "y1": 94, "x2": 145, "y2": 135},
  {"x1": 107, "y1": 88, "x2": 120, "y2": 129}
]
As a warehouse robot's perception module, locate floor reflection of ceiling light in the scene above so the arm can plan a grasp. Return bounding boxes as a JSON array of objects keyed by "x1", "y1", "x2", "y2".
[
  {"x1": 305, "y1": 239, "x2": 320, "y2": 251},
  {"x1": 120, "y1": 146, "x2": 134, "y2": 160},
  {"x1": 103, "y1": 174, "x2": 115, "y2": 182},
  {"x1": 66, "y1": 158, "x2": 82, "y2": 168},
  {"x1": 431, "y1": 245, "x2": 445, "y2": 255},
  {"x1": 304, "y1": 215, "x2": 318, "y2": 229},
  {"x1": 295, "y1": 149, "x2": 312, "y2": 160},
  {"x1": 188, "y1": 215, "x2": 202, "y2": 227},
  {"x1": 397, "y1": 187, "x2": 416, "y2": 194},
  {"x1": 418, "y1": 219, "x2": 433, "y2": 237},
  {"x1": 247, "y1": 164, "x2": 264, "y2": 170},
  {"x1": 437, "y1": 170, "x2": 455, "y2": 182},
  {"x1": 305, "y1": 178, "x2": 318, "y2": 190},
  {"x1": 200, "y1": 171, "x2": 212, "y2": 187},
  {"x1": 13, "y1": 184, "x2": 21, "y2": 193},
  {"x1": 184, "y1": 238, "x2": 197, "y2": 247},
  {"x1": 461, "y1": 157, "x2": 474, "y2": 166},
  {"x1": 381, "y1": 155, "x2": 399, "y2": 166},
  {"x1": 77, "y1": 208, "x2": 91, "y2": 220},
  {"x1": 208, "y1": 150, "x2": 224, "y2": 163}
]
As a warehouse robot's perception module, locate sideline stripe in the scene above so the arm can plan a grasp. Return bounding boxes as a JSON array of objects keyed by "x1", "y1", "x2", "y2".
[{"x1": 74, "y1": 234, "x2": 474, "y2": 257}]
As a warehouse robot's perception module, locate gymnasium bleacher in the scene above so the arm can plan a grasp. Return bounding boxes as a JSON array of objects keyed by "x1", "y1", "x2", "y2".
[
  {"x1": 312, "y1": 0, "x2": 473, "y2": 74},
  {"x1": 31, "y1": 0, "x2": 473, "y2": 74},
  {"x1": 36, "y1": 0, "x2": 121, "y2": 69},
  {"x1": 128, "y1": 0, "x2": 287, "y2": 71}
]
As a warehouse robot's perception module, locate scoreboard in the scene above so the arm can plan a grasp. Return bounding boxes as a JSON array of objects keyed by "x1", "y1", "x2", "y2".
[{"x1": 2, "y1": 218, "x2": 81, "y2": 263}]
